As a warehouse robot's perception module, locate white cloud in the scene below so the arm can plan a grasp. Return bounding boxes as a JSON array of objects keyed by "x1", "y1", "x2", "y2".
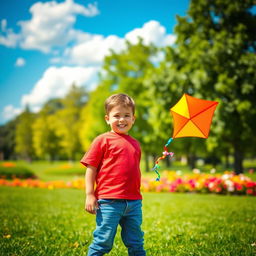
[
  {"x1": 61, "y1": 20, "x2": 176, "y2": 66},
  {"x1": 2, "y1": 105, "x2": 22, "y2": 120},
  {"x1": 15, "y1": 57, "x2": 26, "y2": 67},
  {"x1": 1, "y1": 19, "x2": 7, "y2": 31},
  {"x1": 0, "y1": 19, "x2": 20, "y2": 47},
  {"x1": 0, "y1": 0, "x2": 99, "y2": 52},
  {"x1": 21, "y1": 66, "x2": 100, "y2": 111},
  {"x1": 63, "y1": 34, "x2": 125, "y2": 66},
  {"x1": 125, "y1": 20, "x2": 176, "y2": 47},
  {"x1": 1, "y1": 0, "x2": 175, "y2": 61}
]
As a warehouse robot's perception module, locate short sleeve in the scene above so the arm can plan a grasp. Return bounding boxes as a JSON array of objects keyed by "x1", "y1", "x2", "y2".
[{"x1": 80, "y1": 135, "x2": 105, "y2": 169}]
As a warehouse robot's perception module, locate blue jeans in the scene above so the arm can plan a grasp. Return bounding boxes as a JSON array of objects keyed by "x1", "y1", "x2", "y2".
[{"x1": 87, "y1": 199, "x2": 146, "y2": 256}]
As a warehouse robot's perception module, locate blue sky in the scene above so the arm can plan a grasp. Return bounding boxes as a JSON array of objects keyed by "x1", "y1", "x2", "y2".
[{"x1": 0, "y1": 0, "x2": 190, "y2": 125}]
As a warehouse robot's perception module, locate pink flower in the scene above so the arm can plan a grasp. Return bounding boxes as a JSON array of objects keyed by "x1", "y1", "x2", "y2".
[
  {"x1": 248, "y1": 169, "x2": 254, "y2": 174},
  {"x1": 235, "y1": 183, "x2": 243, "y2": 191},
  {"x1": 215, "y1": 187, "x2": 222, "y2": 193}
]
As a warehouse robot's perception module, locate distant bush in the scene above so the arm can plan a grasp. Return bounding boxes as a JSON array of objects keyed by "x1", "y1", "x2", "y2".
[{"x1": 0, "y1": 163, "x2": 36, "y2": 179}]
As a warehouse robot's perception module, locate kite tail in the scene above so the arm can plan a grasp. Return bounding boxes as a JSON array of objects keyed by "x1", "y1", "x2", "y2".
[{"x1": 152, "y1": 137, "x2": 174, "y2": 181}]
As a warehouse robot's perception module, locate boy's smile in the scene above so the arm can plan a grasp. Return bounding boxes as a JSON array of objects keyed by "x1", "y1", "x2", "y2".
[{"x1": 105, "y1": 106, "x2": 135, "y2": 135}]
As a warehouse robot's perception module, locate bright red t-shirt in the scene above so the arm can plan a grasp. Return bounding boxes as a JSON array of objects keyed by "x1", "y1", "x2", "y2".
[{"x1": 81, "y1": 132, "x2": 142, "y2": 200}]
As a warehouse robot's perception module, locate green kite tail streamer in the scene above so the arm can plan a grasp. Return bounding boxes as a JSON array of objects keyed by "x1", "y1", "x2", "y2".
[
  {"x1": 152, "y1": 164, "x2": 161, "y2": 181},
  {"x1": 152, "y1": 137, "x2": 174, "y2": 181}
]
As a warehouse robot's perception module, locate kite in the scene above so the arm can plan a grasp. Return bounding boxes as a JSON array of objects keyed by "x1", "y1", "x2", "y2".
[{"x1": 152, "y1": 93, "x2": 219, "y2": 181}]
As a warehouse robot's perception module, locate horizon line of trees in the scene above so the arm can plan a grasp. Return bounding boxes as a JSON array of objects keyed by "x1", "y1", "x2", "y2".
[{"x1": 0, "y1": 0, "x2": 255, "y2": 174}]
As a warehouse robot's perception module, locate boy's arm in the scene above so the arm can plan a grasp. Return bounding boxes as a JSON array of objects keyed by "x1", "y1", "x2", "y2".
[{"x1": 85, "y1": 165, "x2": 99, "y2": 214}]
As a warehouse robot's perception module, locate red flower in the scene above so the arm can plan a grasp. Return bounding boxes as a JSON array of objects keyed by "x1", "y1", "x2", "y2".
[
  {"x1": 246, "y1": 189, "x2": 253, "y2": 195},
  {"x1": 235, "y1": 183, "x2": 243, "y2": 191},
  {"x1": 246, "y1": 182, "x2": 255, "y2": 188}
]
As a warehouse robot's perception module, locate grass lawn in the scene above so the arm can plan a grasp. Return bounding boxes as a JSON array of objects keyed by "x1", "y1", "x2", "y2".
[
  {"x1": 1, "y1": 187, "x2": 256, "y2": 256},
  {"x1": 6, "y1": 160, "x2": 256, "y2": 181}
]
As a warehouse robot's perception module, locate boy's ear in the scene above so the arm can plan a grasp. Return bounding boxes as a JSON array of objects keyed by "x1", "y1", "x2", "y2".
[
  {"x1": 105, "y1": 115, "x2": 110, "y2": 124},
  {"x1": 132, "y1": 115, "x2": 136, "y2": 124}
]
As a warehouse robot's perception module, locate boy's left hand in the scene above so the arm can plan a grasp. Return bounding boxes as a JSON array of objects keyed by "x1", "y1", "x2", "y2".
[{"x1": 85, "y1": 194, "x2": 99, "y2": 214}]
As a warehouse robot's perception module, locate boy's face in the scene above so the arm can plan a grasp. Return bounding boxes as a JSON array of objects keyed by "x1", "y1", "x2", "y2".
[{"x1": 105, "y1": 105, "x2": 135, "y2": 135}]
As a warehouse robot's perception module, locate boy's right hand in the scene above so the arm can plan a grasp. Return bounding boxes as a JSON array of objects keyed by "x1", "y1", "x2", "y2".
[{"x1": 85, "y1": 194, "x2": 99, "y2": 214}]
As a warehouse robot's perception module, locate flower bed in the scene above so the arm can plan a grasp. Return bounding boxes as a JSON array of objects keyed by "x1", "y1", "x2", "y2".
[
  {"x1": 141, "y1": 171, "x2": 256, "y2": 196},
  {"x1": 0, "y1": 178, "x2": 84, "y2": 190},
  {"x1": 0, "y1": 171, "x2": 255, "y2": 196}
]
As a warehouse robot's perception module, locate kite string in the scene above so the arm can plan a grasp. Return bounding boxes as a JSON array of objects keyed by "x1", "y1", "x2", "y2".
[{"x1": 152, "y1": 137, "x2": 174, "y2": 181}]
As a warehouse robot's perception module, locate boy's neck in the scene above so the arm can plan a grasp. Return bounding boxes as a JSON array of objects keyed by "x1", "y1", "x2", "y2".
[{"x1": 110, "y1": 131, "x2": 129, "y2": 136}]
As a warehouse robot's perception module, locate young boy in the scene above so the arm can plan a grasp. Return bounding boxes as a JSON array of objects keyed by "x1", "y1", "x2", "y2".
[{"x1": 81, "y1": 93, "x2": 146, "y2": 256}]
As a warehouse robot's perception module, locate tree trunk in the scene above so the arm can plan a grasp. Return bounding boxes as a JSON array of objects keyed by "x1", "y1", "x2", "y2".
[
  {"x1": 234, "y1": 143, "x2": 243, "y2": 174},
  {"x1": 0, "y1": 152, "x2": 4, "y2": 161},
  {"x1": 165, "y1": 156, "x2": 171, "y2": 168},
  {"x1": 188, "y1": 154, "x2": 196, "y2": 170},
  {"x1": 225, "y1": 153, "x2": 230, "y2": 169}
]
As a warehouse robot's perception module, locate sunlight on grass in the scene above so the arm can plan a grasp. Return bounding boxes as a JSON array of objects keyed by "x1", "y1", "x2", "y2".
[{"x1": 1, "y1": 187, "x2": 256, "y2": 255}]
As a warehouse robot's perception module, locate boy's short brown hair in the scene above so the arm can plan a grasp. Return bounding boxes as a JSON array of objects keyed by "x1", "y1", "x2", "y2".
[{"x1": 105, "y1": 94, "x2": 135, "y2": 115}]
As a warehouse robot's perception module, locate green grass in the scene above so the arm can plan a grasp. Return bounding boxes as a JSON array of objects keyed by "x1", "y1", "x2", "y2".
[
  {"x1": 7, "y1": 161, "x2": 85, "y2": 181},
  {"x1": 1, "y1": 187, "x2": 256, "y2": 256},
  {"x1": 3, "y1": 159, "x2": 256, "y2": 181}
]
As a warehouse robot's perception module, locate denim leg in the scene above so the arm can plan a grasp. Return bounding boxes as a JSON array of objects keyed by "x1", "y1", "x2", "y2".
[
  {"x1": 87, "y1": 200, "x2": 122, "y2": 256},
  {"x1": 119, "y1": 200, "x2": 146, "y2": 256}
]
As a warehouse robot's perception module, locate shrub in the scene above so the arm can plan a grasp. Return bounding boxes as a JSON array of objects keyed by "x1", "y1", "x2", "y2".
[{"x1": 0, "y1": 165, "x2": 36, "y2": 179}]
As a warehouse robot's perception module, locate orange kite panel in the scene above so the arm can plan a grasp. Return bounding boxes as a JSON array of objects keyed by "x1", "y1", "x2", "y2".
[
  {"x1": 186, "y1": 94, "x2": 218, "y2": 118},
  {"x1": 174, "y1": 120, "x2": 206, "y2": 138},
  {"x1": 191, "y1": 104, "x2": 218, "y2": 138},
  {"x1": 171, "y1": 111, "x2": 189, "y2": 138}
]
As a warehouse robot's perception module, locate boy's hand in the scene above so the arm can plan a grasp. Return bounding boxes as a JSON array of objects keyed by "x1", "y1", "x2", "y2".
[{"x1": 85, "y1": 194, "x2": 99, "y2": 214}]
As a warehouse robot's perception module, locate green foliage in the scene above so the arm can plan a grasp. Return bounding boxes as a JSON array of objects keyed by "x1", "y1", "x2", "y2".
[
  {"x1": 0, "y1": 118, "x2": 18, "y2": 159},
  {"x1": 33, "y1": 113, "x2": 61, "y2": 161},
  {"x1": 48, "y1": 85, "x2": 87, "y2": 160},
  {"x1": 15, "y1": 106, "x2": 35, "y2": 161},
  {"x1": 172, "y1": 0, "x2": 256, "y2": 172},
  {"x1": 1, "y1": 187, "x2": 255, "y2": 255},
  {"x1": 79, "y1": 83, "x2": 111, "y2": 151},
  {"x1": 40, "y1": 98, "x2": 64, "y2": 114},
  {"x1": 0, "y1": 165, "x2": 36, "y2": 179}
]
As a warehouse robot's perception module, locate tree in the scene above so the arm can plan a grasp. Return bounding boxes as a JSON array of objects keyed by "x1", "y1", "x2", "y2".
[
  {"x1": 40, "y1": 98, "x2": 64, "y2": 114},
  {"x1": 32, "y1": 98, "x2": 64, "y2": 160},
  {"x1": 53, "y1": 84, "x2": 88, "y2": 160},
  {"x1": 33, "y1": 112, "x2": 61, "y2": 161},
  {"x1": 173, "y1": 0, "x2": 256, "y2": 173},
  {"x1": 0, "y1": 118, "x2": 18, "y2": 160},
  {"x1": 15, "y1": 106, "x2": 35, "y2": 161}
]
